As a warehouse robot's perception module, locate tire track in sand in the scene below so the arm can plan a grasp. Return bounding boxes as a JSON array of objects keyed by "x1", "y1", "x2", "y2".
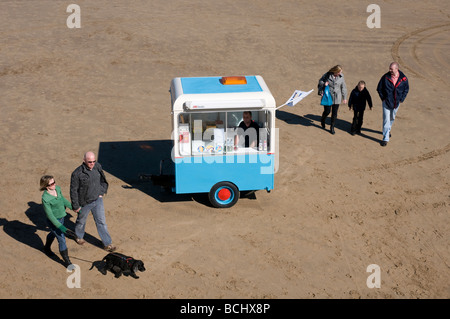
[
  {"x1": 358, "y1": 143, "x2": 450, "y2": 172},
  {"x1": 391, "y1": 22, "x2": 450, "y2": 85}
]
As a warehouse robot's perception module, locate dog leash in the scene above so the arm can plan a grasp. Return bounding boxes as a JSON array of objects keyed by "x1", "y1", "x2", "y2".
[{"x1": 66, "y1": 229, "x2": 76, "y2": 237}]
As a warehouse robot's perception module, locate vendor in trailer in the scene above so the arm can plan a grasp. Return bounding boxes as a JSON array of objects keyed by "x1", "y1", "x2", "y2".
[{"x1": 235, "y1": 111, "x2": 260, "y2": 149}]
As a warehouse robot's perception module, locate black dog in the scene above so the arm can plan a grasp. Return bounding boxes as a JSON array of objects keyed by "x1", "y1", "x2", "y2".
[{"x1": 100, "y1": 252, "x2": 146, "y2": 279}]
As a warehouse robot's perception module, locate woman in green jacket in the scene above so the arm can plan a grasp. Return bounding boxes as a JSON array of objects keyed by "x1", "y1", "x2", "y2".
[{"x1": 40, "y1": 175, "x2": 73, "y2": 266}]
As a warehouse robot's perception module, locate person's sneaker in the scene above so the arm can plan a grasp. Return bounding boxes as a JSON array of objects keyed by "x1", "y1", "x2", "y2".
[
  {"x1": 104, "y1": 244, "x2": 116, "y2": 252},
  {"x1": 76, "y1": 238, "x2": 86, "y2": 245},
  {"x1": 380, "y1": 141, "x2": 388, "y2": 147}
]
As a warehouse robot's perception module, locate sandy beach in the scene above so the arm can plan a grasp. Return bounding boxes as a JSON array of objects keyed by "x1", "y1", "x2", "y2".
[{"x1": 0, "y1": 0, "x2": 449, "y2": 299}]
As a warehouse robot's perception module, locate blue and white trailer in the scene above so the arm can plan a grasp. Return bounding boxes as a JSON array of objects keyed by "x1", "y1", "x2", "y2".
[{"x1": 166, "y1": 75, "x2": 277, "y2": 208}]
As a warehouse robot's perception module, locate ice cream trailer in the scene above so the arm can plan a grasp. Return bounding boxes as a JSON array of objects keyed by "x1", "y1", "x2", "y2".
[{"x1": 168, "y1": 75, "x2": 277, "y2": 208}]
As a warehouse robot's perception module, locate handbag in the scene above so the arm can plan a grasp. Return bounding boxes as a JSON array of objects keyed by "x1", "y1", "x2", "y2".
[{"x1": 320, "y1": 85, "x2": 333, "y2": 106}]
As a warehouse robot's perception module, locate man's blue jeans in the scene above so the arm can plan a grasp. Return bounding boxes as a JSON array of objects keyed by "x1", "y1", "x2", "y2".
[
  {"x1": 382, "y1": 100, "x2": 399, "y2": 142},
  {"x1": 75, "y1": 196, "x2": 112, "y2": 246}
]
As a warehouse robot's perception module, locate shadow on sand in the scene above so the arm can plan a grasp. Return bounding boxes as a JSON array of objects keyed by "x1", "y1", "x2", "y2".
[
  {"x1": 0, "y1": 201, "x2": 104, "y2": 267},
  {"x1": 98, "y1": 140, "x2": 215, "y2": 206},
  {"x1": 276, "y1": 110, "x2": 382, "y2": 143}
]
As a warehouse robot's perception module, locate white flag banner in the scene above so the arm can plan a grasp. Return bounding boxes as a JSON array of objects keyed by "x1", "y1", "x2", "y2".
[{"x1": 276, "y1": 89, "x2": 314, "y2": 109}]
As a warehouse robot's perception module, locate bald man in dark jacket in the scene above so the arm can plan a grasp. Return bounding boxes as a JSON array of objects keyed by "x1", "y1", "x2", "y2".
[
  {"x1": 377, "y1": 62, "x2": 409, "y2": 146},
  {"x1": 70, "y1": 151, "x2": 115, "y2": 252}
]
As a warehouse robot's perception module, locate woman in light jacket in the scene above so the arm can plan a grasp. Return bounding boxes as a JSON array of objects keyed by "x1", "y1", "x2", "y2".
[{"x1": 318, "y1": 65, "x2": 348, "y2": 134}]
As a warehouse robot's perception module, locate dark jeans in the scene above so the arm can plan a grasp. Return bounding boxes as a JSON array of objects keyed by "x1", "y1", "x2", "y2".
[
  {"x1": 351, "y1": 109, "x2": 365, "y2": 133},
  {"x1": 321, "y1": 104, "x2": 340, "y2": 127}
]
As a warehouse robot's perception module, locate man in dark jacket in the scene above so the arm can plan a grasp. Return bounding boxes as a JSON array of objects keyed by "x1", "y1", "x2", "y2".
[
  {"x1": 348, "y1": 80, "x2": 373, "y2": 135},
  {"x1": 70, "y1": 151, "x2": 116, "y2": 252},
  {"x1": 376, "y1": 62, "x2": 409, "y2": 146}
]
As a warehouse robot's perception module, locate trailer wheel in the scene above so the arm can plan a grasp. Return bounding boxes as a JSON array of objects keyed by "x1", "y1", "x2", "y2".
[{"x1": 209, "y1": 182, "x2": 239, "y2": 208}]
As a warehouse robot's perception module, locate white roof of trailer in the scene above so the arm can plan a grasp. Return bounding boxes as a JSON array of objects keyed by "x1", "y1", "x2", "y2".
[{"x1": 171, "y1": 75, "x2": 276, "y2": 112}]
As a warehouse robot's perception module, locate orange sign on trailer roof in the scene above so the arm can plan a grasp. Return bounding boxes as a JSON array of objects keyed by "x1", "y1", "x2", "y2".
[{"x1": 221, "y1": 76, "x2": 247, "y2": 85}]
